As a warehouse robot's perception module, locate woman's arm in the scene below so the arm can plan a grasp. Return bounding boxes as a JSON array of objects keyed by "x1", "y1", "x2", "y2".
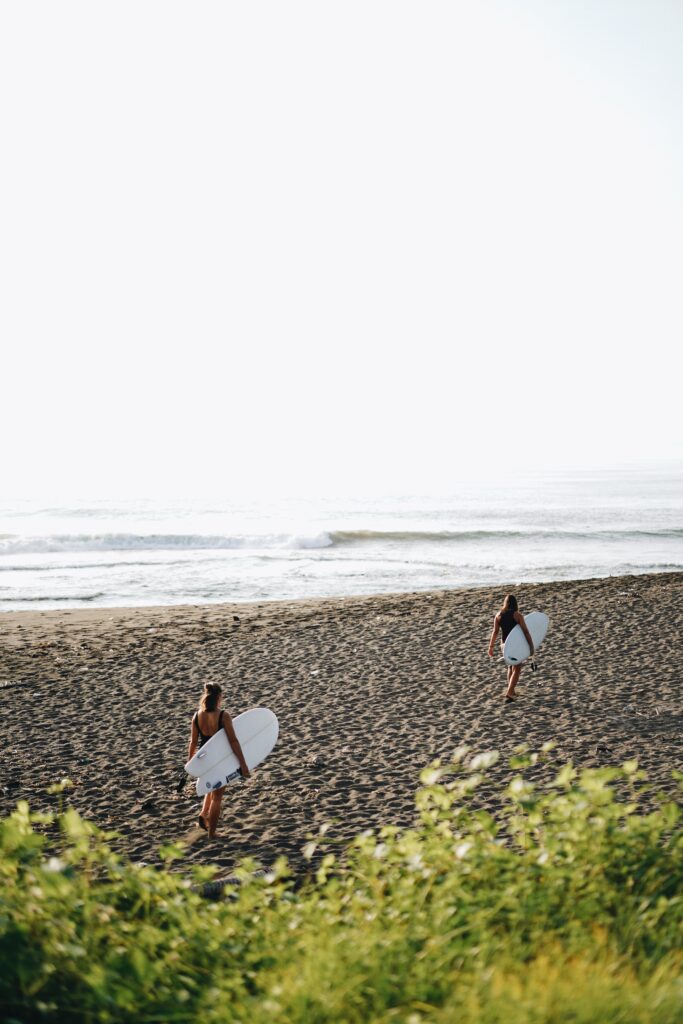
[
  {"x1": 488, "y1": 615, "x2": 500, "y2": 657},
  {"x1": 223, "y1": 713, "x2": 251, "y2": 778},
  {"x1": 515, "y1": 612, "x2": 535, "y2": 655},
  {"x1": 188, "y1": 717, "x2": 199, "y2": 761}
]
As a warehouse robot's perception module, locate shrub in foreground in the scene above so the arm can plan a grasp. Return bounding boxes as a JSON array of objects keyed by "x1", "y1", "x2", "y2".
[{"x1": 1, "y1": 750, "x2": 681, "y2": 1023}]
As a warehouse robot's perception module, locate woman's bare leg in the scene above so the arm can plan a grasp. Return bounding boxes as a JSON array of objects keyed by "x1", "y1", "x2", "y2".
[
  {"x1": 198, "y1": 793, "x2": 211, "y2": 829},
  {"x1": 506, "y1": 665, "x2": 522, "y2": 699},
  {"x1": 207, "y1": 789, "x2": 224, "y2": 838}
]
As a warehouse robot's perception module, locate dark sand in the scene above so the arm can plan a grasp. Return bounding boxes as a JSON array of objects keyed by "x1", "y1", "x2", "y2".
[{"x1": 1, "y1": 572, "x2": 681, "y2": 875}]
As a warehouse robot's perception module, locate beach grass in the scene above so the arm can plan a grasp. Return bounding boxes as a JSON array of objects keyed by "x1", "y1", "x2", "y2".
[{"x1": 1, "y1": 751, "x2": 681, "y2": 1023}]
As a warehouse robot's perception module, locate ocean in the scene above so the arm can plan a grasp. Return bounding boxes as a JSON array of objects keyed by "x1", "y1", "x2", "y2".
[{"x1": 1, "y1": 465, "x2": 682, "y2": 611}]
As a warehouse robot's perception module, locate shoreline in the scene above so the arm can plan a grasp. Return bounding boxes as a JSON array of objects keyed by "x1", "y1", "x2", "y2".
[
  {"x1": 1, "y1": 571, "x2": 681, "y2": 874},
  {"x1": 2, "y1": 565, "x2": 682, "y2": 622}
]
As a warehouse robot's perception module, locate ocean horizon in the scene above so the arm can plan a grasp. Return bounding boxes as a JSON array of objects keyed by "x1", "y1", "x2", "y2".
[{"x1": 2, "y1": 463, "x2": 682, "y2": 611}]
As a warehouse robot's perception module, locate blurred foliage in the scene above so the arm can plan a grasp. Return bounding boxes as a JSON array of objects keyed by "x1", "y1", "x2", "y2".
[{"x1": 1, "y1": 753, "x2": 681, "y2": 1023}]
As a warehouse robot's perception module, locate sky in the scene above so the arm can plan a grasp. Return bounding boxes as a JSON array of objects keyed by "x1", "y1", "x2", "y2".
[{"x1": 1, "y1": 1, "x2": 682, "y2": 498}]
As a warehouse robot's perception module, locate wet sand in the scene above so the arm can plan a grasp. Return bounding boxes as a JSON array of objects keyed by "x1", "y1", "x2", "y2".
[{"x1": 1, "y1": 572, "x2": 681, "y2": 875}]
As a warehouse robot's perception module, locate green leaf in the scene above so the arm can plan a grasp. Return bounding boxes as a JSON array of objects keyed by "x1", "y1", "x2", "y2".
[{"x1": 554, "y1": 764, "x2": 576, "y2": 787}]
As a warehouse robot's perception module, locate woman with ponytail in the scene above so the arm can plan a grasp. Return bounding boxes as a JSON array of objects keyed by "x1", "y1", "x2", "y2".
[
  {"x1": 187, "y1": 683, "x2": 250, "y2": 837},
  {"x1": 487, "y1": 594, "x2": 535, "y2": 703}
]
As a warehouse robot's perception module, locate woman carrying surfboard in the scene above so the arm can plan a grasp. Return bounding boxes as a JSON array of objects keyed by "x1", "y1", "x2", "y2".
[
  {"x1": 188, "y1": 683, "x2": 250, "y2": 837},
  {"x1": 488, "y1": 594, "x2": 534, "y2": 702}
]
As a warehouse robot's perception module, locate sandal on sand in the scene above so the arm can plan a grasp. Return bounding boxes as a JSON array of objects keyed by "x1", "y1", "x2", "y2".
[{"x1": 197, "y1": 815, "x2": 207, "y2": 831}]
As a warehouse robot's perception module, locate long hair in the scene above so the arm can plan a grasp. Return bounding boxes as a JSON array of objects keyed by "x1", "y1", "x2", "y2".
[
  {"x1": 501, "y1": 593, "x2": 518, "y2": 614},
  {"x1": 199, "y1": 682, "x2": 222, "y2": 712}
]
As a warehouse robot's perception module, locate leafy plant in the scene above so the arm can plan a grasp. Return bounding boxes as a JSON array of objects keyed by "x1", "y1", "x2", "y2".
[{"x1": 1, "y1": 754, "x2": 681, "y2": 1023}]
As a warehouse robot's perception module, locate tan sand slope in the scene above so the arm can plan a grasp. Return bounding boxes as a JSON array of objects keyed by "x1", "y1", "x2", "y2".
[{"x1": 1, "y1": 572, "x2": 681, "y2": 874}]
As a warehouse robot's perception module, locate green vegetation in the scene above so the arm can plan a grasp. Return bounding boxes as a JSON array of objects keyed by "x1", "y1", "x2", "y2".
[{"x1": 1, "y1": 749, "x2": 682, "y2": 1023}]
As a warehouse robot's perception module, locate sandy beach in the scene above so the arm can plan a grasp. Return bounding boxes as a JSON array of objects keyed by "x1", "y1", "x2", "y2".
[{"x1": 1, "y1": 572, "x2": 681, "y2": 876}]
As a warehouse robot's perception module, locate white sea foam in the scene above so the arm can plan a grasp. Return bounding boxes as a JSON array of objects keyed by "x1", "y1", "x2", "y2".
[
  {"x1": 0, "y1": 531, "x2": 336, "y2": 555},
  {"x1": 2, "y1": 525, "x2": 682, "y2": 558}
]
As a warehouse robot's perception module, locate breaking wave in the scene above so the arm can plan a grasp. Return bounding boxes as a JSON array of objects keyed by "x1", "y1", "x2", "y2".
[
  {"x1": 1, "y1": 526, "x2": 682, "y2": 557},
  {"x1": 0, "y1": 532, "x2": 335, "y2": 555}
]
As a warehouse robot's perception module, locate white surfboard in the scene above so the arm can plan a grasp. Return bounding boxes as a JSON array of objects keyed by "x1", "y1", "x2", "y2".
[
  {"x1": 503, "y1": 611, "x2": 549, "y2": 666},
  {"x1": 185, "y1": 707, "x2": 278, "y2": 797}
]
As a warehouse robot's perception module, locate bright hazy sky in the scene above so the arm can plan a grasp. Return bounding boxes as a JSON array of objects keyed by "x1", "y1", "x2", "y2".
[{"x1": 2, "y1": 1, "x2": 682, "y2": 498}]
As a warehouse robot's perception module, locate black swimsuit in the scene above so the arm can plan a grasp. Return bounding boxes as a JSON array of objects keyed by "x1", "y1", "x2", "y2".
[
  {"x1": 194, "y1": 709, "x2": 224, "y2": 748},
  {"x1": 499, "y1": 609, "x2": 517, "y2": 641}
]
